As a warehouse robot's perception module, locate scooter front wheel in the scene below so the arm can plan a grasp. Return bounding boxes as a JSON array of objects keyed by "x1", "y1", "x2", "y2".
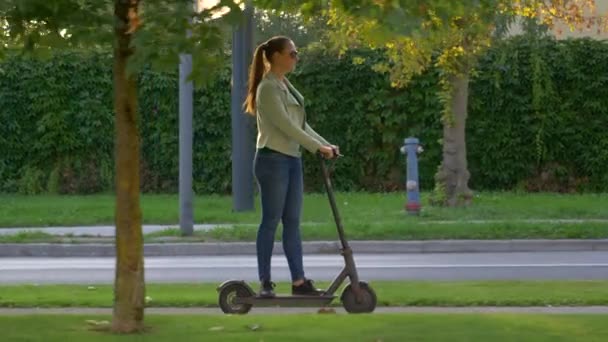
[
  {"x1": 218, "y1": 283, "x2": 254, "y2": 314},
  {"x1": 341, "y1": 281, "x2": 377, "y2": 314}
]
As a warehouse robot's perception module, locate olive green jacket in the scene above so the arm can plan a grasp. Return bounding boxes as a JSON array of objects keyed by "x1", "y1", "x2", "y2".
[{"x1": 255, "y1": 72, "x2": 330, "y2": 157}]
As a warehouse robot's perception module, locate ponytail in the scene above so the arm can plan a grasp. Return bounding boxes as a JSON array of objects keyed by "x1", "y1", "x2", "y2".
[
  {"x1": 243, "y1": 36, "x2": 291, "y2": 115},
  {"x1": 244, "y1": 44, "x2": 266, "y2": 115}
]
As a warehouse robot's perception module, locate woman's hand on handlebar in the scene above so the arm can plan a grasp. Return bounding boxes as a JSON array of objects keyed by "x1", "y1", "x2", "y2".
[
  {"x1": 330, "y1": 145, "x2": 340, "y2": 156},
  {"x1": 318, "y1": 145, "x2": 335, "y2": 159}
]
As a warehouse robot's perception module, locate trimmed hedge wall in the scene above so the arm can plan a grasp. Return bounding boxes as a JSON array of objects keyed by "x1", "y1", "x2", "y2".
[{"x1": 1, "y1": 36, "x2": 606, "y2": 194}]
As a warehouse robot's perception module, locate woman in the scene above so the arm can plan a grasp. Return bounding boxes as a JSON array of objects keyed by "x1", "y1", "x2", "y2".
[{"x1": 244, "y1": 36, "x2": 337, "y2": 298}]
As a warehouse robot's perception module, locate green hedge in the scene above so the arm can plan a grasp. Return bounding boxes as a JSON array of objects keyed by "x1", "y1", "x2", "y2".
[
  {"x1": 0, "y1": 51, "x2": 115, "y2": 194},
  {"x1": 468, "y1": 36, "x2": 608, "y2": 192},
  {"x1": 1, "y1": 36, "x2": 607, "y2": 194}
]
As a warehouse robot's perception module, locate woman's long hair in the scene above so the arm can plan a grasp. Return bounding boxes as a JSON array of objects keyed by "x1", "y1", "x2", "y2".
[{"x1": 244, "y1": 36, "x2": 290, "y2": 115}]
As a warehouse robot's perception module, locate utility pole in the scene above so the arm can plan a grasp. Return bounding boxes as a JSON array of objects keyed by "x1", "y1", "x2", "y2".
[
  {"x1": 231, "y1": 1, "x2": 255, "y2": 211},
  {"x1": 178, "y1": 0, "x2": 198, "y2": 236}
]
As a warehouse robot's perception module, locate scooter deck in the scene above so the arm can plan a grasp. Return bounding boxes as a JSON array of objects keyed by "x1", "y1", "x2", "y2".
[{"x1": 236, "y1": 294, "x2": 336, "y2": 307}]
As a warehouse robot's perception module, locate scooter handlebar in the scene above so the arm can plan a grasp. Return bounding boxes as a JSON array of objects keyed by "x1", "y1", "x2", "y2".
[{"x1": 317, "y1": 147, "x2": 343, "y2": 160}]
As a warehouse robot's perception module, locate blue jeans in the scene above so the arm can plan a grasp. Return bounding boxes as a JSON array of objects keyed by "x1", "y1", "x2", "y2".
[{"x1": 254, "y1": 149, "x2": 305, "y2": 283}]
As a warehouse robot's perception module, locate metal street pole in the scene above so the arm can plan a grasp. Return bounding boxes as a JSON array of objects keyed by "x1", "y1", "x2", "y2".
[
  {"x1": 179, "y1": 1, "x2": 197, "y2": 236},
  {"x1": 231, "y1": 1, "x2": 255, "y2": 211}
]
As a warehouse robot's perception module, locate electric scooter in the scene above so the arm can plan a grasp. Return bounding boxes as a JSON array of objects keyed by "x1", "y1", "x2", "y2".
[{"x1": 217, "y1": 150, "x2": 377, "y2": 314}]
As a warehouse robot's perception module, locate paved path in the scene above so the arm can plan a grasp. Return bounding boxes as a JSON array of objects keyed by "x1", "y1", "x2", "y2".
[
  {"x1": 0, "y1": 224, "x2": 222, "y2": 237},
  {"x1": 2, "y1": 218, "x2": 608, "y2": 236},
  {"x1": 1, "y1": 306, "x2": 608, "y2": 315}
]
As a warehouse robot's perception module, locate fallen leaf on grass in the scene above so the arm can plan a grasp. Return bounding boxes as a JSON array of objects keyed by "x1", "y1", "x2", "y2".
[
  {"x1": 85, "y1": 320, "x2": 110, "y2": 326},
  {"x1": 317, "y1": 307, "x2": 336, "y2": 314},
  {"x1": 248, "y1": 324, "x2": 261, "y2": 331}
]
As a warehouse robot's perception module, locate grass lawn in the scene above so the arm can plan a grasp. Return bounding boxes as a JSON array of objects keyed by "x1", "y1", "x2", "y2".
[
  {"x1": 1, "y1": 192, "x2": 607, "y2": 227},
  {"x1": 1, "y1": 313, "x2": 607, "y2": 341},
  {"x1": 1, "y1": 192, "x2": 607, "y2": 240},
  {"x1": 2, "y1": 221, "x2": 608, "y2": 243},
  {"x1": 2, "y1": 281, "x2": 608, "y2": 308},
  {"x1": 196, "y1": 221, "x2": 608, "y2": 241}
]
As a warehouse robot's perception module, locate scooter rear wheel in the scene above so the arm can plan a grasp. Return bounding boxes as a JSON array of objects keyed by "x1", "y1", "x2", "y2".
[
  {"x1": 218, "y1": 283, "x2": 254, "y2": 314},
  {"x1": 341, "y1": 281, "x2": 377, "y2": 313}
]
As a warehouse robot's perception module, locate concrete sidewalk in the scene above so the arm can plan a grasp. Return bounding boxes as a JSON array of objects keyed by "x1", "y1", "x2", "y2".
[
  {"x1": 2, "y1": 223, "x2": 608, "y2": 257},
  {"x1": 2, "y1": 239, "x2": 608, "y2": 257},
  {"x1": 2, "y1": 218, "x2": 608, "y2": 237},
  {"x1": 0, "y1": 224, "x2": 223, "y2": 237}
]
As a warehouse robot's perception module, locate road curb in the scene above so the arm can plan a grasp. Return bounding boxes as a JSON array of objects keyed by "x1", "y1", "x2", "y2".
[{"x1": 2, "y1": 239, "x2": 608, "y2": 257}]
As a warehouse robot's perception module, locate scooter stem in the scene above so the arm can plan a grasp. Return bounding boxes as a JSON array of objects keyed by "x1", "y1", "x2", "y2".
[{"x1": 319, "y1": 154, "x2": 350, "y2": 251}]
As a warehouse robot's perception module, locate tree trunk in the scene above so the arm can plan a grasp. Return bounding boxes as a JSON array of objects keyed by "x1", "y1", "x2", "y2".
[
  {"x1": 112, "y1": 0, "x2": 145, "y2": 333},
  {"x1": 435, "y1": 73, "x2": 473, "y2": 207}
]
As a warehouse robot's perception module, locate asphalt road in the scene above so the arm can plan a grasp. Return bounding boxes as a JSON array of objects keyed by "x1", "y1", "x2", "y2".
[{"x1": 1, "y1": 251, "x2": 607, "y2": 284}]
